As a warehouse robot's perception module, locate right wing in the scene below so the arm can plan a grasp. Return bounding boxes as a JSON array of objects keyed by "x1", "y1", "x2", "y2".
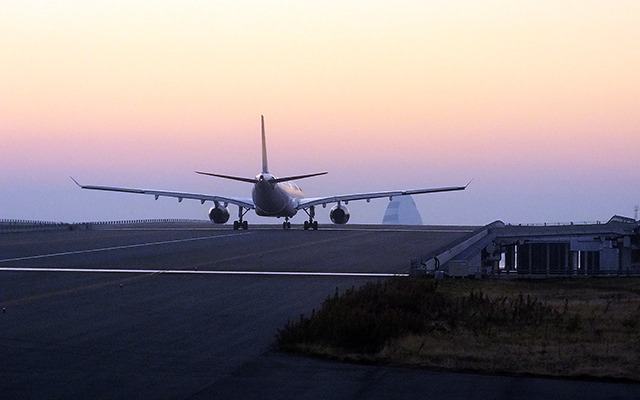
[
  {"x1": 70, "y1": 177, "x2": 254, "y2": 209},
  {"x1": 297, "y1": 182, "x2": 470, "y2": 209}
]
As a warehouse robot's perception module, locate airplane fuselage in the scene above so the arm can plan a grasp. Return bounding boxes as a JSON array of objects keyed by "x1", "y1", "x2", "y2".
[{"x1": 252, "y1": 173, "x2": 303, "y2": 218}]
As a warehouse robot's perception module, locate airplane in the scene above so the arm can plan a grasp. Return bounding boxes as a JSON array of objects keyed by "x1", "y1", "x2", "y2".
[{"x1": 72, "y1": 116, "x2": 469, "y2": 230}]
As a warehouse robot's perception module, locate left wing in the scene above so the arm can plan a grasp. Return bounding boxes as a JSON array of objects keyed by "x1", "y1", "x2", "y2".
[
  {"x1": 70, "y1": 177, "x2": 254, "y2": 209},
  {"x1": 297, "y1": 182, "x2": 470, "y2": 209}
]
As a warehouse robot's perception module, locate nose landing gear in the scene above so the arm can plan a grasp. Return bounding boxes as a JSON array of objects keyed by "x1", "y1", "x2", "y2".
[{"x1": 282, "y1": 217, "x2": 291, "y2": 229}]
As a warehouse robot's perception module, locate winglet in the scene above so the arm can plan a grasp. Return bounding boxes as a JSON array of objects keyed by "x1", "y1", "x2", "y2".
[
  {"x1": 261, "y1": 115, "x2": 269, "y2": 174},
  {"x1": 70, "y1": 176, "x2": 83, "y2": 187}
]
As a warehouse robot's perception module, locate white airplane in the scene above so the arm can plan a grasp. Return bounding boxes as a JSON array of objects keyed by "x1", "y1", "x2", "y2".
[{"x1": 72, "y1": 116, "x2": 469, "y2": 230}]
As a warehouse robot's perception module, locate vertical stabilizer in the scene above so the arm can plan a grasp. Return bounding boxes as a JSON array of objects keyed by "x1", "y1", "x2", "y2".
[{"x1": 261, "y1": 115, "x2": 269, "y2": 174}]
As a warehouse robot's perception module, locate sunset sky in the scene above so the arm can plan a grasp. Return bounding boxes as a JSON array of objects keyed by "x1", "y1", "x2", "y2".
[{"x1": 1, "y1": 1, "x2": 639, "y2": 225}]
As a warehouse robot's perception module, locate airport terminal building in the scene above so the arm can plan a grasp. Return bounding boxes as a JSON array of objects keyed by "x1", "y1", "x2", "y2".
[{"x1": 414, "y1": 216, "x2": 640, "y2": 278}]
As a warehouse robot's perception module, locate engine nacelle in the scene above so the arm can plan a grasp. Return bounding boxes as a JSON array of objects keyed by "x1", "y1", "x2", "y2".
[
  {"x1": 208, "y1": 206, "x2": 230, "y2": 224},
  {"x1": 329, "y1": 204, "x2": 350, "y2": 224}
]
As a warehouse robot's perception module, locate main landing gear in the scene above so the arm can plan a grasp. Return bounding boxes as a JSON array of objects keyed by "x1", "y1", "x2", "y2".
[
  {"x1": 302, "y1": 206, "x2": 318, "y2": 230},
  {"x1": 233, "y1": 206, "x2": 250, "y2": 230},
  {"x1": 233, "y1": 220, "x2": 248, "y2": 230},
  {"x1": 303, "y1": 220, "x2": 318, "y2": 230},
  {"x1": 282, "y1": 217, "x2": 291, "y2": 229}
]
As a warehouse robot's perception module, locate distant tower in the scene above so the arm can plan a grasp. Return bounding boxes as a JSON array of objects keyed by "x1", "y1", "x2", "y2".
[
  {"x1": 382, "y1": 196, "x2": 424, "y2": 225},
  {"x1": 635, "y1": 205, "x2": 639, "y2": 221}
]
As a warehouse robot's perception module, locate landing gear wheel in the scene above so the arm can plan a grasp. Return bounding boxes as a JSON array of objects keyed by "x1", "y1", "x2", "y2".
[
  {"x1": 233, "y1": 221, "x2": 239, "y2": 230},
  {"x1": 304, "y1": 221, "x2": 309, "y2": 230},
  {"x1": 312, "y1": 221, "x2": 318, "y2": 230},
  {"x1": 242, "y1": 220, "x2": 248, "y2": 230}
]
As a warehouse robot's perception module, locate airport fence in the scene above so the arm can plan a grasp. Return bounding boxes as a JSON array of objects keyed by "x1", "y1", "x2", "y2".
[
  {"x1": 0, "y1": 219, "x2": 208, "y2": 233},
  {"x1": 0, "y1": 219, "x2": 70, "y2": 232}
]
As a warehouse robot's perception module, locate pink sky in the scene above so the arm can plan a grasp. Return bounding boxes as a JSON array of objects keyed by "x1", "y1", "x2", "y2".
[{"x1": 1, "y1": 1, "x2": 639, "y2": 224}]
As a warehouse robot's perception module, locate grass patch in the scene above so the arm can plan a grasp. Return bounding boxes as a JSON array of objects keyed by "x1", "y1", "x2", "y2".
[{"x1": 276, "y1": 277, "x2": 640, "y2": 381}]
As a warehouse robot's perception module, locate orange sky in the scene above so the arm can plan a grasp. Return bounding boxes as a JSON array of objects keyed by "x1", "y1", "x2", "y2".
[{"x1": 1, "y1": 1, "x2": 639, "y2": 224}]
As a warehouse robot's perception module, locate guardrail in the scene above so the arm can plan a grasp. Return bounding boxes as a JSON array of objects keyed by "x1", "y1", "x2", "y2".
[
  {"x1": 508, "y1": 221, "x2": 603, "y2": 227},
  {"x1": 507, "y1": 215, "x2": 637, "y2": 227}
]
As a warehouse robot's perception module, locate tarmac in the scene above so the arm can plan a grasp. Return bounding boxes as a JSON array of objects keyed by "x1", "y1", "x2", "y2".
[{"x1": 1, "y1": 222, "x2": 638, "y2": 399}]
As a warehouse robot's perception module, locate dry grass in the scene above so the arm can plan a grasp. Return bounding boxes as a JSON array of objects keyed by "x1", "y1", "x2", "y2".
[{"x1": 276, "y1": 277, "x2": 640, "y2": 381}]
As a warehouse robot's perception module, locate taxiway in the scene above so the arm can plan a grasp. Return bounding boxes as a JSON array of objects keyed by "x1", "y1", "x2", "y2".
[{"x1": 0, "y1": 223, "x2": 638, "y2": 399}]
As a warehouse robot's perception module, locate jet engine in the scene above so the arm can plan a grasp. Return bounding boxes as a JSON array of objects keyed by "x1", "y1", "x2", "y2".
[
  {"x1": 208, "y1": 206, "x2": 230, "y2": 224},
  {"x1": 329, "y1": 204, "x2": 350, "y2": 224}
]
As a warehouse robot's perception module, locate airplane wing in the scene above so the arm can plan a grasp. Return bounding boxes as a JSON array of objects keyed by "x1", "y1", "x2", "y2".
[
  {"x1": 70, "y1": 178, "x2": 255, "y2": 209},
  {"x1": 297, "y1": 182, "x2": 470, "y2": 209}
]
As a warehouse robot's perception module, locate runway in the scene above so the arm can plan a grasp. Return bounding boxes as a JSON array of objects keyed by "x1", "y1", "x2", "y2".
[{"x1": 1, "y1": 223, "x2": 638, "y2": 399}]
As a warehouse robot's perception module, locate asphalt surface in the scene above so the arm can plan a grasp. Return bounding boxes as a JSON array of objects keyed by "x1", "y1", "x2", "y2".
[{"x1": 1, "y1": 223, "x2": 638, "y2": 399}]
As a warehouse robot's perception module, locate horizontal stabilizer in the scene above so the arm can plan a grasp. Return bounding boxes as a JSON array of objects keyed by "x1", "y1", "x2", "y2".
[
  {"x1": 271, "y1": 172, "x2": 328, "y2": 184},
  {"x1": 196, "y1": 171, "x2": 327, "y2": 184},
  {"x1": 195, "y1": 171, "x2": 258, "y2": 184}
]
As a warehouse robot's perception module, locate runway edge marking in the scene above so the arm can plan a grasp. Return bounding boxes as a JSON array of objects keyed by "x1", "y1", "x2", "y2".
[
  {"x1": 0, "y1": 267, "x2": 407, "y2": 277},
  {"x1": 0, "y1": 231, "x2": 255, "y2": 263}
]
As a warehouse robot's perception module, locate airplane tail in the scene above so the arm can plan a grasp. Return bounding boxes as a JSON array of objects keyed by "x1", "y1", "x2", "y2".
[
  {"x1": 258, "y1": 115, "x2": 327, "y2": 182},
  {"x1": 196, "y1": 115, "x2": 328, "y2": 184},
  {"x1": 261, "y1": 115, "x2": 268, "y2": 174}
]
